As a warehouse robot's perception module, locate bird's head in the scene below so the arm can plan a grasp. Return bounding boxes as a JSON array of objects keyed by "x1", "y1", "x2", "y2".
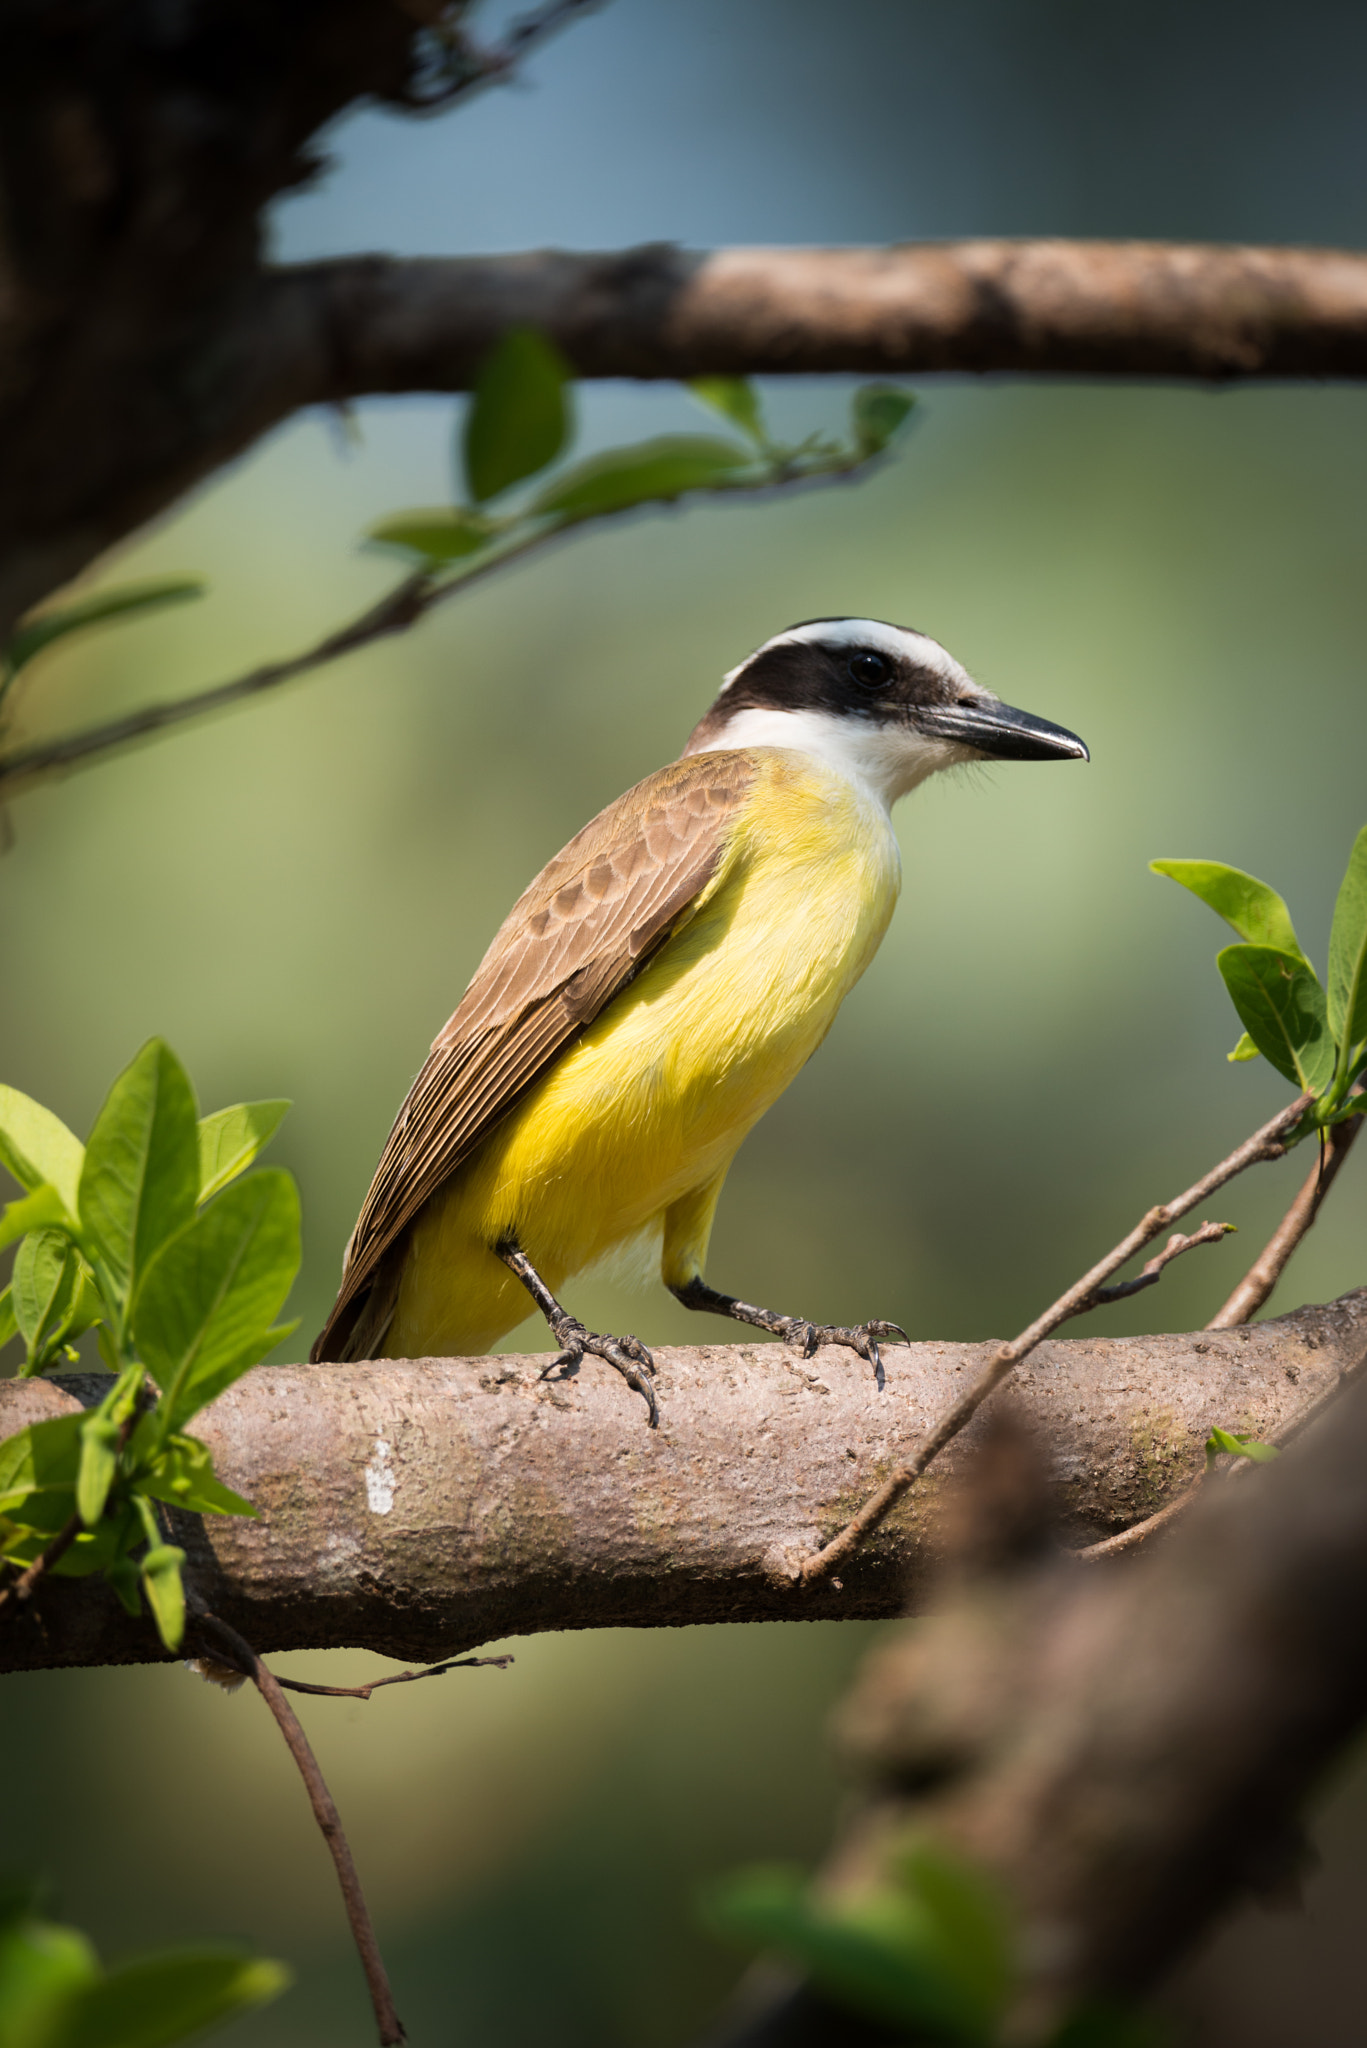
[{"x1": 682, "y1": 618, "x2": 1088, "y2": 807}]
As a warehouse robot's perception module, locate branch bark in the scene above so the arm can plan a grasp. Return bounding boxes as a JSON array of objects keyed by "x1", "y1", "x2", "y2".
[{"x1": 4, "y1": 1289, "x2": 1364, "y2": 1675}]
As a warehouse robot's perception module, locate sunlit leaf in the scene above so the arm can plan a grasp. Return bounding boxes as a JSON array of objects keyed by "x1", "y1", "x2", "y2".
[
  {"x1": 0, "y1": 1182, "x2": 69, "y2": 1254},
  {"x1": 0, "y1": 1084, "x2": 85, "y2": 1215},
  {"x1": 78, "y1": 1041, "x2": 199, "y2": 1321},
  {"x1": 1205, "y1": 1426, "x2": 1279, "y2": 1472},
  {"x1": 851, "y1": 384, "x2": 917, "y2": 454},
  {"x1": 196, "y1": 1100, "x2": 290, "y2": 1205},
  {"x1": 1150, "y1": 859, "x2": 1307, "y2": 960},
  {"x1": 140, "y1": 1542, "x2": 187, "y2": 1651},
  {"x1": 462, "y1": 327, "x2": 572, "y2": 504},
  {"x1": 689, "y1": 377, "x2": 765, "y2": 443},
  {"x1": 11, "y1": 1228, "x2": 83, "y2": 1373},
  {"x1": 0, "y1": 1411, "x2": 83, "y2": 1518},
  {"x1": 4, "y1": 578, "x2": 206, "y2": 683},
  {"x1": 0, "y1": 1906, "x2": 99, "y2": 2047},
  {"x1": 529, "y1": 436, "x2": 755, "y2": 522},
  {"x1": 366, "y1": 508, "x2": 498, "y2": 564},
  {"x1": 132, "y1": 1168, "x2": 301, "y2": 1437},
  {"x1": 0, "y1": 1284, "x2": 16, "y2": 1352},
  {"x1": 129, "y1": 1424, "x2": 257, "y2": 1518},
  {"x1": 1327, "y1": 823, "x2": 1367, "y2": 1056},
  {"x1": 1227, "y1": 1031, "x2": 1260, "y2": 1064},
  {"x1": 75, "y1": 1415, "x2": 122, "y2": 1528},
  {"x1": 1216, "y1": 944, "x2": 1334, "y2": 1092}
]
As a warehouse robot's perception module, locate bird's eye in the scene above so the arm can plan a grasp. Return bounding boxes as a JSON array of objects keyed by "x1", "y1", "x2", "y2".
[{"x1": 849, "y1": 651, "x2": 891, "y2": 688}]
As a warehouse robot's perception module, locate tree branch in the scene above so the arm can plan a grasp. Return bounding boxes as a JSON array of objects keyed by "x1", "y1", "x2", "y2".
[
  {"x1": 1207, "y1": 1109, "x2": 1363, "y2": 1328},
  {"x1": 3, "y1": 1290, "x2": 1364, "y2": 1675}
]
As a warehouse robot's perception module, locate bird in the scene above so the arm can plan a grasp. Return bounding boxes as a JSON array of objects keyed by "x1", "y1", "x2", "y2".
[{"x1": 312, "y1": 618, "x2": 1088, "y2": 1423}]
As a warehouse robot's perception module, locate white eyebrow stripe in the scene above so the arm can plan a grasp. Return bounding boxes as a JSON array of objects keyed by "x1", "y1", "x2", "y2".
[{"x1": 721, "y1": 618, "x2": 971, "y2": 691}]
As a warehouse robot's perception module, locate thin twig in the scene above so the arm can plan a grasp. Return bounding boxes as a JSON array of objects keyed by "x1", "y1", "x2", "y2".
[
  {"x1": 0, "y1": 1511, "x2": 81, "y2": 1612},
  {"x1": 797, "y1": 1094, "x2": 1312, "y2": 1586},
  {"x1": 273, "y1": 1653, "x2": 513, "y2": 1700},
  {"x1": 194, "y1": 1609, "x2": 406, "y2": 2047},
  {"x1": 1090, "y1": 1221, "x2": 1235, "y2": 1304},
  {"x1": 404, "y1": 0, "x2": 606, "y2": 111},
  {"x1": 0, "y1": 449, "x2": 882, "y2": 806},
  {"x1": 1207, "y1": 1104, "x2": 1363, "y2": 1328}
]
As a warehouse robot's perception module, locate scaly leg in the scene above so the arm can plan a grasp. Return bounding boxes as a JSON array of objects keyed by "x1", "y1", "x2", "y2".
[
  {"x1": 670, "y1": 1273, "x2": 906, "y2": 1382},
  {"x1": 496, "y1": 1238, "x2": 658, "y2": 1427}
]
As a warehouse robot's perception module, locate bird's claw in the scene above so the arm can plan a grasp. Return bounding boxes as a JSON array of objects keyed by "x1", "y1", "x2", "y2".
[
  {"x1": 782, "y1": 1317, "x2": 908, "y2": 1378},
  {"x1": 542, "y1": 1316, "x2": 659, "y2": 1426}
]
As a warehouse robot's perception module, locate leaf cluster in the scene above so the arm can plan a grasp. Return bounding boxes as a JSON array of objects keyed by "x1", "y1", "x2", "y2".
[
  {"x1": 1152, "y1": 826, "x2": 1367, "y2": 1133},
  {"x1": 0, "y1": 1043, "x2": 299, "y2": 1651},
  {"x1": 702, "y1": 1843, "x2": 1162, "y2": 2046},
  {"x1": 368, "y1": 328, "x2": 915, "y2": 574},
  {"x1": 0, "y1": 1885, "x2": 287, "y2": 2048}
]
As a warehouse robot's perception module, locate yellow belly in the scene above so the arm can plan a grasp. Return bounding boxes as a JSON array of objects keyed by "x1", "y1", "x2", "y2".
[{"x1": 385, "y1": 750, "x2": 901, "y2": 1357}]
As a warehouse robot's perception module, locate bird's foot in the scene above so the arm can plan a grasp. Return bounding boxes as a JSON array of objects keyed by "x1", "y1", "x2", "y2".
[
  {"x1": 541, "y1": 1316, "x2": 658, "y2": 1427},
  {"x1": 774, "y1": 1316, "x2": 908, "y2": 1381}
]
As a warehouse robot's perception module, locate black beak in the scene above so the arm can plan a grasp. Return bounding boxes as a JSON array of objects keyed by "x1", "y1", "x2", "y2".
[{"x1": 916, "y1": 698, "x2": 1090, "y2": 763}]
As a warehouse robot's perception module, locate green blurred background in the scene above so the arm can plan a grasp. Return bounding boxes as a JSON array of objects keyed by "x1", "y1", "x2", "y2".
[{"x1": 3, "y1": 2, "x2": 1366, "y2": 2041}]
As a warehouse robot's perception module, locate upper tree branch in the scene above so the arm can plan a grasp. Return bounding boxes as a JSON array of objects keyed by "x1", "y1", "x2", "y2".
[{"x1": 3, "y1": 1290, "x2": 1364, "y2": 1676}]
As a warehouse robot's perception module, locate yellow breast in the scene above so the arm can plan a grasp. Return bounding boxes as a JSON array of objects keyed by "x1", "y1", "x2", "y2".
[{"x1": 386, "y1": 749, "x2": 902, "y2": 1356}]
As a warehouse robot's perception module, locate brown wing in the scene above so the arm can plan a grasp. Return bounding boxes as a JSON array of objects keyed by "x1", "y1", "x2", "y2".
[{"x1": 311, "y1": 750, "x2": 756, "y2": 1362}]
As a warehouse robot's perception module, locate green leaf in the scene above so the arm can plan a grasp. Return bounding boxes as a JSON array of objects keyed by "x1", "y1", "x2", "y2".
[
  {"x1": 1327, "y1": 824, "x2": 1367, "y2": 1059},
  {"x1": 702, "y1": 1860, "x2": 1005, "y2": 2042},
  {"x1": 0, "y1": 1182, "x2": 69, "y2": 1254},
  {"x1": 528, "y1": 436, "x2": 755, "y2": 523},
  {"x1": 140, "y1": 1543, "x2": 187, "y2": 1652},
  {"x1": 132, "y1": 1168, "x2": 301, "y2": 1437},
  {"x1": 196, "y1": 1100, "x2": 290, "y2": 1205},
  {"x1": 1216, "y1": 944, "x2": 1335, "y2": 1092},
  {"x1": 45, "y1": 1949, "x2": 289, "y2": 2048},
  {"x1": 78, "y1": 1041, "x2": 200, "y2": 1322},
  {"x1": 3, "y1": 577, "x2": 206, "y2": 684},
  {"x1": 0, "y1": 1411, "x2": 83, "y2": 1519},
  {"x1": 1227, "y1": 1031, "x2": 1261, "y2": 1064},
  {"x1": 75, "y1": 1415, "x2": 122, "y2": 1528},
  {"x1": 1149, "y1": 859, "x2": 1307, "y2": 960},
  {"x1": 851, "y1": 384, "x2": 917, "y2": 455},
  {"x1": 0, "y1": 1285, "x2": 16, "y2": 1352},
  {"x1": 1205, "y1": 1426, "x2": 1280, "y2": 1472},
  {"x1": 0, "y1": 1909, "x2": 99, "y2": 2048},
  {"x1": 0, "y1": 1084, "x2": 85, "y2": 1214},
  {"x1": 129, "y1": 1426, "x2": 257, "y2": 1518},
  {"x1": 689, "y1": 377, "x2": 766, "y2": 443},
  {"x1": 11, "y1": 1229, "x2": 83, "y2": 1374},
  {"x1": 366, "y1": 508, "x2": 498, "y2": 565},
  {"x1": 462, "y1": 327, "x2": 572, "y2": 504}
]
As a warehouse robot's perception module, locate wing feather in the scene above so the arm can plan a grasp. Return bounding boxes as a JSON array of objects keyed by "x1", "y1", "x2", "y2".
[{"x1": 311, "y1": 751, "x2": 755, "y2": 1361}]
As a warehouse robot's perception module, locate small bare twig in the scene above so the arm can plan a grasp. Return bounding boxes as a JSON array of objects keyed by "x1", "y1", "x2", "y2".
[
  {"x1": 194, "y1": 1609, "x2": 406, "y2": 2048},
  {"x1": 273, "y1": 1653, "x2": 513, "y2": 1700},
  {"x1": 403, "y1": 0, "x2": 606, "y2": 111},
  {"x1": 0, "y1": 1511, "x2": 81, "y2": 1612},
  {"x1": 798, "y1": 1094, "x2": 1312, "y2": 1586},
  {"x1": 1089, "y1": 1221, "x2": 1235, "y2": 1304},
  {"x1": 1207, "y1": 1104, "x2": 1363, "y2": 1328}
]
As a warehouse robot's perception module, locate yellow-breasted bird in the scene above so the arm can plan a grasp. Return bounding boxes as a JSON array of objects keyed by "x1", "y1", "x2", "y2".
[{"x1": 312, "y1": 619, "x2": 1088, "y2": 1422}]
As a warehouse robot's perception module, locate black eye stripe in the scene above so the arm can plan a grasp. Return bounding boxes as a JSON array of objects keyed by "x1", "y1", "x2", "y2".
[{"x1": 848, "y1": 651, "x2": 892, "y2": 688}]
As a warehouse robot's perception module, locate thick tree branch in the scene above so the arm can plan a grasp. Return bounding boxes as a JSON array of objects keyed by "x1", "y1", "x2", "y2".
[
  {"x1": 10, "y1": 238, "x2": 1367, "y2": 642},
  {"x1": 3, "y1": 1291, "x2": 1364, "y2": 1675}
]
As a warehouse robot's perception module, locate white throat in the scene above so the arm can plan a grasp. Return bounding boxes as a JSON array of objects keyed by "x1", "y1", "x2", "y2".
[{"x1": 687, "y1": 705, "x2": 967, "y2": 812}]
